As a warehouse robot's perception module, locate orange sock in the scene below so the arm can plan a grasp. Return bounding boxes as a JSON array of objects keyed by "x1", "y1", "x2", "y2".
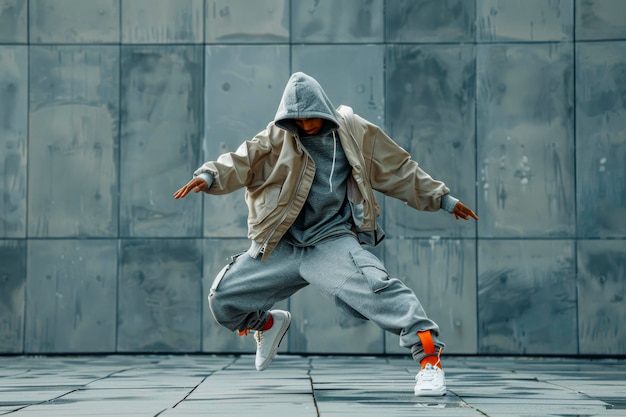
[
  {"x1": 260, "y1": 314, "x2": 273, "y2": 331},
  {"x1": 420, "y1": 355, "x2": 442, "y2": 369},
  {"x1": 417, "y1": 330, "x2": 442, "y2": 369},
  {"x1": 238, "y1": 314, "x2": 274, "y2": 336}
]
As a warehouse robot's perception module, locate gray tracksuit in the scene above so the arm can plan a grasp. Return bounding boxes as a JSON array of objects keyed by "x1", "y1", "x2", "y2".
[{"x1": 205, "y1": 72, "x2": 455, "y2": 362}]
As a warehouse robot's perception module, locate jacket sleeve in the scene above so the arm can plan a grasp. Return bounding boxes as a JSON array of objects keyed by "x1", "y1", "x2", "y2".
[
  {"x1": 193, "y1": 132, "x2": 272, "y2": 195},
  {"x1": 367, "y1": 125, "x2": 450, "y2": 212}
]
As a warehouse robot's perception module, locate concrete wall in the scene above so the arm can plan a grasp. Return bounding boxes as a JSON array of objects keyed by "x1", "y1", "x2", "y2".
[{"x1": 1, "y1": 0, "x2": 625, "y2": 356}]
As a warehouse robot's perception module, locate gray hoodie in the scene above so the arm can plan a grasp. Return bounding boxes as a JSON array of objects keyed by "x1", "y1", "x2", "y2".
[
  {"x1": 275, "y1": 72, "x2": 338, "y2": 135},
  {"x1": 275, "y1": 72, "x2": 355, "y2": 246}
]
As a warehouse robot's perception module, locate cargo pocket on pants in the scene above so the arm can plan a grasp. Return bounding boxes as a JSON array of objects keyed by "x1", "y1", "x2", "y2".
[
  {"x1": 210, "y1": 251, "x2": 246, "y2": 295},
  {"x1": 349, "y1": 248, "x2": 392, "y2": 293}
]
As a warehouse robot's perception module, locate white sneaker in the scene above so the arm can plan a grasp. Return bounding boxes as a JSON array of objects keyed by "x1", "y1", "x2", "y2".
[
  {"x1": 254, "y1": 310, "x2": 291, "y2": 371},
  {"x1": 414, "y1": 364, "x2": 447, "y2": 396}
]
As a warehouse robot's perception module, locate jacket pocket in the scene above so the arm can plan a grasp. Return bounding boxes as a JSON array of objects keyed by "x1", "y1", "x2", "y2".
[
  {"x1": 349, "y1": 171, "x2": 379, "y2": 230},
  {"x1": 249, "y1": 184, "x2": 281, "y2": 225},
  {"x1": 348, "y1": 173, "x2": 367, "y2": 228},
  {"x1": 349, "y1": 248, "x2": 392, "y2": 293}
]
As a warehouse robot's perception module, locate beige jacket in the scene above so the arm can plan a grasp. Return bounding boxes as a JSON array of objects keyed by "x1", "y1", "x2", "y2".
[{"x1": 195, "y1": 105, "x2": 450, "y2": 261}]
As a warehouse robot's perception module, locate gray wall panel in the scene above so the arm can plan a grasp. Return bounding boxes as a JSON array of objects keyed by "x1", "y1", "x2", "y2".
[
  {"x1": 120, "y1": 45, "x2": 203, "y2": 238},
  {"x1": 203, "y1": 45, "x2": 289, "y2": 238},
  {"x1": 118, "y1": 239, "x2": 203, "y2": 352},
  {"x1": 122, "y1": 0, "x2": 204, "y2": 44},
  {"x1": 385, "y1": 44, "x2": 477, "y2": 238},
  {"x1": 0, "y1": 240, "x2": 25, "y2": 353},
  {"x1": 28, "y1": 46, "x2": 119, "y2": 238},
  {"x1": 385, "y1": 0, "x2": 475, "y2": 43},
  {"x1": 576, "y1": 0, "x2": 626, "y2": 40},
  {"x1": 477, "y1": 43, "x2": 575, "y2": 238},
  {"x1": 29, "y1": 0, "x2": 119, "y2": 43},
  {"x1": 292, "y1": 0, "x2": 383, "y2": 43},
  {"x1": 0, "y1": 46, "x2": 27, "y2": 238},
  {"x1": 201, "y1": 238, "x2": 289, "y2": 353},
  {"x1": 578, "y1": 240, "x2": 626, "y2": 355},
  {"x1": 478, "y1": 240, "x2": 577, "y2": 354},
  {"x1": 384, "y1": 238, "x2": 477, "y2": 355},
  {"x1": 205, "y1": 0, "x2": 289, "y2": 43},
  {"x1": 292, "y1": 45, "x2": 384, "y2": 126},
  {"x1": 25, "y1": 240, "x2": 117, "y2": 353},
  {"x1": 576, "y1": 42, "x2": 626, "y2": 238},
  {"x1": 0, "y1": 0, "x2": 27, "y2": 43},
  {"x1": 477, "y1": 0, "x2": 573, "y2": 42}
]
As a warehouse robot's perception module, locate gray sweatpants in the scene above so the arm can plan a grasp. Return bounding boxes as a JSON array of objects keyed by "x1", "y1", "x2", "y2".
[{"x1": 208, "y1": 235, "x2": 444, "y2": 363}]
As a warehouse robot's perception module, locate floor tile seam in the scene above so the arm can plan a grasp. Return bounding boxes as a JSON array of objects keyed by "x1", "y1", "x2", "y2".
[
  {"x1": 168, "y1": 373, "x2": 213, "y2": 409},
  {"x1": 177, "y1": 355, "x2": 242, "y2": 404},
  {"x1": 68, "y1": 386, "x2": 207, "y2": 392},
  {"x1": 539, "y1": 378, "x2": 618, "y2": 409},
  {"x1": 0, "y1": 370, "x2": 131, "y2": 412},
  {"x1": 434, "y1": 390, "x2": 475, "y2": 411},
  {"x1": 445, "y1": 368, "x2": 612, "y2": 410},
  {"x1": 448, "y1": 379, "x2": 603, "y2": 401},
  {"x1": 82, "y1": 367, "x2": 138, "y2": 389},
  {"x1": 215, "y1": 355, "x2": 244, "y2": 372},
  {"x1": 0, "y1": 371, "x2": 31, "y2": 379},
  {"x1": 5, "y1": 387, "x2": 82, "y2": 414},
  {"x1": 305, "y1": 357, "x2": 321, "y2": 417}
]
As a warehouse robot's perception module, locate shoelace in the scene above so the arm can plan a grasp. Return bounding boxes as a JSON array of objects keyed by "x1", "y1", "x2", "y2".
[
  {"x1": 417, "y1": 364, "x2": 439, "y2": 382},
  {"x1": 254, "y1": 331, "x2": 263, "y2": 346},
  {"x1": 239, "y1": 328, "x2": 264, "y2": 346},
  {"x1": 237, "y1": 327, "x2": 265, "y2": 351},
  {"x1": 435, "y1": 347, "x2": 442, "y2": 367},
  {"x1": 417, "y1": 347, "x2": 443, "y2": 382}
]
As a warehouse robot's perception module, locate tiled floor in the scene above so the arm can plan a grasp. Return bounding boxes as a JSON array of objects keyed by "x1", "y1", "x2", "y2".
[{"x1": 0, "y1": 354, "x2": 624, "y2": 416}]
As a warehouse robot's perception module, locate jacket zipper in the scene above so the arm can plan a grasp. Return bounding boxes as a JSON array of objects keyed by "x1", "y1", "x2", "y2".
[{"x1": 259, "y1": 136, "x2": 310, "y2": 254}]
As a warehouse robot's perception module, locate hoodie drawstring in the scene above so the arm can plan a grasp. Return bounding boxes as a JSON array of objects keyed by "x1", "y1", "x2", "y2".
[{"x1": 329, "y1": 131, "x2": 337, "y2": 192}]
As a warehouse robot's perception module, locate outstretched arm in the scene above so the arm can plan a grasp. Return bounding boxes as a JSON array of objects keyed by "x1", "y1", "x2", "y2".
[
  {"x1": 173, "y1": 177, "x2": 208, "y2": 199},
  {"x1": 451, "y1": 201, "x2": 479, "y2": 221}
]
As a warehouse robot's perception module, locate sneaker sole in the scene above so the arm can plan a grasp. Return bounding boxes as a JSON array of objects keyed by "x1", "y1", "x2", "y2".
[
  {"x1": 414, "y1": 388, "x2": 447, "y2": 397},
  {"x1": 256, "y1": 312, "x2": 291, "y2": 371}
]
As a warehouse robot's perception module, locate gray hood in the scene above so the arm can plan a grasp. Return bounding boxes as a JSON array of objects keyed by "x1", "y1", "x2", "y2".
[{"x1": 274, "y1": 72, "x2": 340, "y2": 136}]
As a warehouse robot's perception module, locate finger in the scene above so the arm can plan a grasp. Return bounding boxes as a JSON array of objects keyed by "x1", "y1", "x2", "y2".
[
  {"x1": 463, "y1": 208, "x2": 478, "y2": 220},
  {"x1": 173, "y1": 188, "x2": 184, "y2": 199},
  {"x1": 458, "y1": 204, "x2": 479, "y2": 221},
  {"x1": 174, "y1": 185, "x2": 191, "y2": 199}
]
